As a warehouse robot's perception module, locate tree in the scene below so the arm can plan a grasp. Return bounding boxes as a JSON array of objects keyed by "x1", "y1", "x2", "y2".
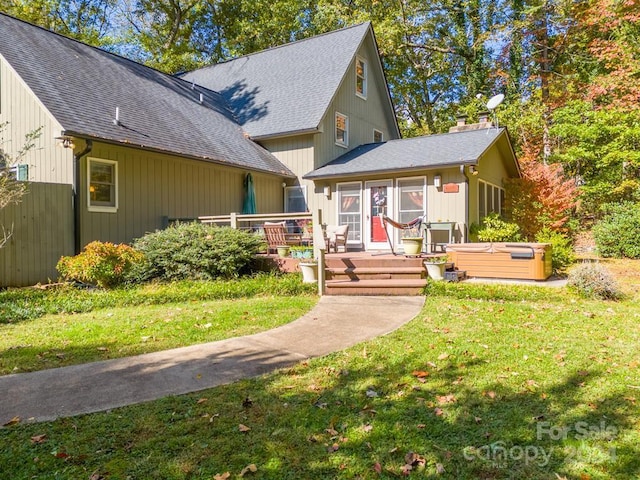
[
  {"x1": 0, "y1": 123, "x2": 42, "y2": 248},
  {"x1": 1, "y1": 0, "x2": 118, "y2": 46}
]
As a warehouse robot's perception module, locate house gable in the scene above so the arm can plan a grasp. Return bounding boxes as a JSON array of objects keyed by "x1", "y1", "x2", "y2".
[
  {"x1": 314, "y1": 26, "x2": 400, "y2": 170},
  {"x1": 181, "y1": 23, "x2": 399, "y2": 145},
  {"x1": 0, "y1": 53, "x2": 72, "y2": 184},
  {"x1": 0, "y1": 12, "x2": 291, "y2": 177}
]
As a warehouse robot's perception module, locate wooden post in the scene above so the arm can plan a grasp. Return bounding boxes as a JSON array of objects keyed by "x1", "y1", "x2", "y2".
[{"x1": 314, "y1": 208, "x2": 326, "y2": 296}]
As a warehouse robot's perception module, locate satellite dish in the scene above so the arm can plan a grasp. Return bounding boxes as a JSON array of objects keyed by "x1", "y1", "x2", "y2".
[{"x1": 486, "y1": 93, "x2": 505, "y2": 111}]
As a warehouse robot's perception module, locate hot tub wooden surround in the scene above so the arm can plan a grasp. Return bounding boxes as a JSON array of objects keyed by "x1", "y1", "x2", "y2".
[{"x1": 445, "y1": 243, "x2": 552, "y2": 281}]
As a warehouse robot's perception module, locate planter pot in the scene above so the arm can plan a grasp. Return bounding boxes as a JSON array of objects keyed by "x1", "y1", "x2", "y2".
[
  {"x1": 277, "y1": 246, "x2": 290, "y2": 258},
  {"x1": 402, "y1": 237, "x2": 423, "y2": 256},
  {"x1": 291, "y1": 247, "x2": 313, "y2": 259},
  {"x1": 299, "y1": 262, "x2": 318, "y2": 283},
  {"x1": 424, "y1": 261, "x2": 446, "y2": 281}
]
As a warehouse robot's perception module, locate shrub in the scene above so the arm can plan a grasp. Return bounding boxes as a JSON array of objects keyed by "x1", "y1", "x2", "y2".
[
  {"x1": 476, "y1": 213, "x2": 522, "y2": 242},
  {"x1": 57, "y1": 241, "x2": 145, "y2": 288},
  {"x1": 535, "y1": 227, "x2": 576, "y2": 274},
  {"x1": 131, "y1": 223, "x2": 266, "y2": 282},
  {"x1": 592, "y1": 202, "x2": 640, "y2": 258},
  {"x1": 567, "y1": 262, "x2": 623, "y2": 300}
]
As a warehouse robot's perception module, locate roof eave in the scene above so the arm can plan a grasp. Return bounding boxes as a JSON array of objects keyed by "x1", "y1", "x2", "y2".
[
  {"x1": 303, "y1": 159, "x2": 477, "y2": 180},
  {"x1": 62, "y1": 131, "x2": 297, "y2": 178},
  {"x1": 251, "y1": 126, "x2": 320, "y2": 142}
]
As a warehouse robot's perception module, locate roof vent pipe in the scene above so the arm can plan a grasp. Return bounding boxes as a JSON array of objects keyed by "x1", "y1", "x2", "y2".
[
  {"x1": 113, "y1": 107, "x2": 121, "y2": 126},
  {"x1": 199, "y1": 93, "x2": 204, "y2": 104}
]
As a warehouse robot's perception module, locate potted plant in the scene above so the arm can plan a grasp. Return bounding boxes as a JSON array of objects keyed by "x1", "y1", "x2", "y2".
[
  {"x1": 277, "y1": 245, "x2": 290, "y2": 258},
  {"x1": 298, "y1": 258, "x2": 318, "y2": 283},
  {"x1": 402, "y1": 227, "x2": 424, "y2": 256},
  {"x1": 424, "y1": 255, "x2": 447, "y2": 280},
  {"x1": 290, "y1": 245, "x2": 314, "y2": 259}
]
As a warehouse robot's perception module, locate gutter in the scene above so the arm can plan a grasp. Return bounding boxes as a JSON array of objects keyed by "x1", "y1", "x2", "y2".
[{"x1": 72, "y1": 139, "x2": 92, "y2": 254}]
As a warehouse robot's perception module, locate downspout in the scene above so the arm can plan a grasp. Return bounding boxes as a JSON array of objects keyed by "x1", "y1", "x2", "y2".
[
  {"x1": 73, "y1": 139, "x2": 92, "y2": 254},
  {"x1": 460, "y1": 164, "x2": 469, "y2": 243}
]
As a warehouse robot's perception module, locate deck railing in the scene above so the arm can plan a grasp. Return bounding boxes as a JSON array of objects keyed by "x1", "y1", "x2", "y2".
[{"x1": 198, "y1": 212, "x2": 313, "y2": 232}]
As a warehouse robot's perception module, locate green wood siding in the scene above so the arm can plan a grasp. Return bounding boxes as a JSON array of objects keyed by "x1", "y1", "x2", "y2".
[
  {"x1": 0, "y1": 182, "x2": 74, "y2": 286},
  {"x1": 315, "y1": 34, "x2": 399, "y2": 170},
  {"x1": 79, "y1": 141, "x2": 284, "y2": 246},
  {"x1": 0, "y1": 56, "x2": 73, "y2": 184}
]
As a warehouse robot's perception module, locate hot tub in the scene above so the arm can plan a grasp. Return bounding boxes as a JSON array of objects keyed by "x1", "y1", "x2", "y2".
[{"x1": 445, "y1": 243, "x2": 553, "y2": 280}]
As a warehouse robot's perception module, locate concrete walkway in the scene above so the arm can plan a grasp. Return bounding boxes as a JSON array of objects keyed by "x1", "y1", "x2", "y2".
[{"x1": 0, "y1": 296, "x2": 424, "y2": 425}]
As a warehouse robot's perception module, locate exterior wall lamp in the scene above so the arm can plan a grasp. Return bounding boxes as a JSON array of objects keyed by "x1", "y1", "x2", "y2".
[
  {"x1": 434, "y1": 174, "x2": 442, "y2": 188},
  {"x1": 469, "y1": 165, "x2": 479, "y2": 175},
  {"x1": 56, "y1": 136, "x2": 75, "y2": 149}
]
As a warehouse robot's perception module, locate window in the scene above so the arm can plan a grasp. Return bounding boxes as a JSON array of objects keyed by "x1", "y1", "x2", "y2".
[
  {"x1": 88, "y1": 158, "x2": 118, "y2": 212},
  {"x1": 398, "y1": 178, "x2": 426, "y2": 240},
  {"x1": 335, "y1": 112, "x2": 348, "y2": 147},
  {"x1": 337, "y1": 182, "x2": 361, "y2": 243},
  {"x1": 284, "y1": 185, "x2": 307, "y2": 213},
  {"x1": 10, "y1": 164, "x2": 28, "y2": 181},
  {"x1": 355, "y1": 57, "x2": 367, "y2": 98},
  {"x1": 373, "y1": 129, "x2": 383, "y2": 143},
  {"x1": 478, "y1": 180, "x2": 504, "y2": 220}
]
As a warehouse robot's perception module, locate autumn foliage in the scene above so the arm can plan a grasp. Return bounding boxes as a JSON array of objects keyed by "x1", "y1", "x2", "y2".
[{"x1": 504, "y1": 144, "x2": 579, "y2": 240}]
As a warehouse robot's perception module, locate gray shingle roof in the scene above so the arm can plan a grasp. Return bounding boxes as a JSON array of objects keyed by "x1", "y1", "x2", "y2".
[
  {"x1": 0, "y1": 13, "x2": 292, "y2": 176},
  {"x1": 181, "y1": 23, "x2": 372, "y2": 139},
  {"x1": 304, "y1": 128, "x2": 510, "y2": 179}
]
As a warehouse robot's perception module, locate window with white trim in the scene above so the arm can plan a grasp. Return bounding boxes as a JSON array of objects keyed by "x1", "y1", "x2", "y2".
[
  {"x1": 478, "y1": 179, "x2": 504, "y2": 220},
  {"x1": 355, "y1": 57, "x2": 367, "y2": 98},
  {"x1": 373, "y1": 129, "x2": 383, "y2": 143},
  {"x1": 284, "y1": 185, "x2": 307, "y2": 213},
  {"x1": 337, "y1": 182, "x2": 361, "y2": 243},
  {"x1": 88, "y1": 157, "x2": 118, "y2": 212},
  {"x1": 335, "y1": 112, "x2": 348, "y2": 147}
]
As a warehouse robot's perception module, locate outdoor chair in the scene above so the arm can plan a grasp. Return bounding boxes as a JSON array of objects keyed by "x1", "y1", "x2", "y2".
[
  {"x1": 263, "y1": 221, "x2": 302, "y2": 254},
  {"x1": 325, "y1": 224, "x2": 349, "y2": 253}
]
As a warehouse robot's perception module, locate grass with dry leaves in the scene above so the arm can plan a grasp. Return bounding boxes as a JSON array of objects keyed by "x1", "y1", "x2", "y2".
[{"x1": 1, "y1": 265, "x2": 639, "y2": 479}]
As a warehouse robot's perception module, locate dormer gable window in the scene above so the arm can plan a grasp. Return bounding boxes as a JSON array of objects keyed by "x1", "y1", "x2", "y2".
[{"x1": 356, "y1": 57, "x2": 367, "y2": 99}]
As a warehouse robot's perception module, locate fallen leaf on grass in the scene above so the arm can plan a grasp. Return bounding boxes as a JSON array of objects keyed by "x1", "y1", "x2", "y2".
[
  {"x1": 412, "y1": 370, "x2": 429, "y2": 378},
  {"x1": 238, "y1": 424, "x2": 251, "y2": 432},
  {"x1": 214, "y1": 473, "x2": 231, "y2": 480},
  {"x1": 434, "y1": 407, "x2": 444, "y2": 416},
  {"x1": 435, "y1": 463, "x2": 445, "y2": 474},
  {"x1": 483, "y1": 391, "x2": 496, "y2": 399},
  {"x1": 239, "y1": 464, "x2": 257, "y2": 476},
  {"x1": 373, "y1": 462, "x2": 382, "y2": 473},
  {"x1": 436, "y1": 394, "x2": 456, "y2": 404},
  {"x1": 196, "y1": 398, "x2": 208, "y2": 404},
  {"x1": 437, "y1": 353, "x2": 449, "y2": 360},
  {"x1": 327, "y1": 443, "x2": 340, "y2": 453},
  {"x1": 30, "y1": 434, "x2": 47, "y2": 444}
]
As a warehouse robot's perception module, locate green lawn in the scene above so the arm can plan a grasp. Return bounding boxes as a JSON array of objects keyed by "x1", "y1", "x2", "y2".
[
  {"x1": 1, "y1": 273, "x2": 639, "y2": 479},
  {"x1": 0, "y1": 276, "x2": 316, "y2": 375}
]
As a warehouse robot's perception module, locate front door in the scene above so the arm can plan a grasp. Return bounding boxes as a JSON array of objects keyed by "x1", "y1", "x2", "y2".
[{"x1": 365, "y1": 180, "x2": 393, "y2": 251}]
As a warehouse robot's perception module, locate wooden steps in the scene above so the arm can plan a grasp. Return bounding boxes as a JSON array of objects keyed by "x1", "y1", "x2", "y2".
[{"x1": 324, "y1": 254, "x2": 427, "y2": 296}]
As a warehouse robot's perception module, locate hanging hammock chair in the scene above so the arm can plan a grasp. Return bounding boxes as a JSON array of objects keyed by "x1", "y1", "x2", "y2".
[{"x1": 380, "y1": 214, "x2": 426, "y2": 256}]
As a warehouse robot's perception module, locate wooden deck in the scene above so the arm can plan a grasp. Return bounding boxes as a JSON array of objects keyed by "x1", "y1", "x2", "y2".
[{"x1": 256, "y1": 250, "x2": 451, "y2": 296}]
